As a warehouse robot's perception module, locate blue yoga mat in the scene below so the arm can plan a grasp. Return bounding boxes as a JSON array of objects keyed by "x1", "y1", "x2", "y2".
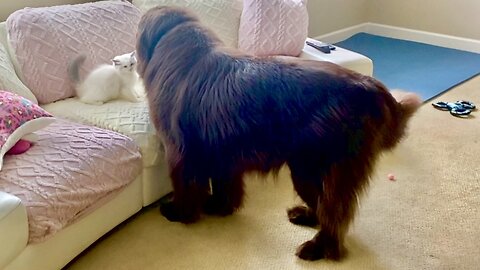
[{"x1": 335, "y1": 33, "x2": 480, "y2": 101}]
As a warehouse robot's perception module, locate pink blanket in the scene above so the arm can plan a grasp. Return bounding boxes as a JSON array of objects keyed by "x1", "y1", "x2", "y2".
[{"x1": 0, "y1": 120, "x2": 142, "y2": 243}]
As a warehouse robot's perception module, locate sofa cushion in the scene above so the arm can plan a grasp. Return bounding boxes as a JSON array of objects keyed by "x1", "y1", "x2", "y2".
[
  {"x1": 6, "y1": 0, "x2": 141, "y2": 104},
  {"x1": 42, "y1": 98, "x2": 161, "y2": 168},
  {"x1": 0, "y1": 119, "x2": 142, "y2": 244},
  {"x1": 0, "y1": 91, "x2": 55, "y2": 171},
  {"x1": 238, "y1": 0, "x2": 309, "y2": 56},
  {"x1": 133, "y1": 0, "x2": 243, "y2": 48},
  {"x1": 0, "y1": 26, "x2": 37, "y2": 103}
]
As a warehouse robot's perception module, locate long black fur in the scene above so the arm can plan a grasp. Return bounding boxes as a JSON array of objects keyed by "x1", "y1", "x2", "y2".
[{"x1": 136, "y1": 6, "x2": 421, "y2": 261}]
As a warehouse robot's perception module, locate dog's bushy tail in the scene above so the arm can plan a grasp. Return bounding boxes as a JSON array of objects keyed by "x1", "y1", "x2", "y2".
[
  {"x1": 390, "y1": 90, "x2": 422, "y2": 118},
  {"x1": 382, "y1": 90, "x2": 422, "y2": 149}
]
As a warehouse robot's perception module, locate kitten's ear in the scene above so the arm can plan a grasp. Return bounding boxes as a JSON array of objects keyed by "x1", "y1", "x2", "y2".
[
  {"x1": 130, "y1": 51, "x2": 136, "y2": 57},
  {"x1": 112, "y1": 59, "x2": 121, "y2": 66}
]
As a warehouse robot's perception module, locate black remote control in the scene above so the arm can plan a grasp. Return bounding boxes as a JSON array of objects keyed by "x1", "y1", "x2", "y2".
[{"x1": 306, "y1": 40, "x2": 336, "y2": 54}]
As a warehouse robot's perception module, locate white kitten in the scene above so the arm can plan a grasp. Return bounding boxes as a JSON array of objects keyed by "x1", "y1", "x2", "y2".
[{"x1": 68, "y1": 51, "x2": 141, "y2": 105}]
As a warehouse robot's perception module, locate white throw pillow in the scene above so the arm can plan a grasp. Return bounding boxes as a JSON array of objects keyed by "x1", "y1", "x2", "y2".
[
  {"x1": 0, "y1": 23, "x2": 37, "y2": 103},
  {"x1": 238, "y1": 0, "x2": 309, "y2": 57},
  {"x1": 133, "y1": 0, "x2": 243, "y2": 48}
]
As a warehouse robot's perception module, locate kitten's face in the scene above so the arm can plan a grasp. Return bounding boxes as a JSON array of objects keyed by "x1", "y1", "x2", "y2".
[{"x1": 112, "y1": 51, "x2": 137, "y2": 72}]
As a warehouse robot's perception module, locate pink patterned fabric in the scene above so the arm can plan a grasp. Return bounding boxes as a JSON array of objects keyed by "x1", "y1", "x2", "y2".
[
  {"x1": 0, "y1": 91, "x2": 52, "y2": 148},
  {"x1": 0, "y1": 119, "x2": 142, "y2": 243},
  {"x1": 6, "y1": 1, "x2": 141, "y2": 104},
  {"x1": 238, "y1": 0, "x2": 309, "y2": 57}
]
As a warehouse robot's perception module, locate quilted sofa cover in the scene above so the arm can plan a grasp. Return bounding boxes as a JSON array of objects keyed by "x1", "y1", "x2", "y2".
[
  {"x1": 133, "y1": 0, "x2": 243, "y2": 48},
  {"x1": 0, "y1": 119, "x2": 142, "y2": 243},
  {"x1": 42, "y1": 98, "x2": 172, "y2": 205},
  {"x1": 239, "y1": 0, "x2": 309, "y2": 56},
  {"x1": 42, "y1": 99, "x2": 160, "y2": 167}
]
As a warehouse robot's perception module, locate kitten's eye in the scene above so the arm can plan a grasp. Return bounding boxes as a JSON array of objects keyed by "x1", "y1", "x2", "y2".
[
  {"x1": 124, "y1": 65, "x2": 127, "y2": 68},
  {"x1": 130, "y1": 63, "x2": 134, "y2": 66}
]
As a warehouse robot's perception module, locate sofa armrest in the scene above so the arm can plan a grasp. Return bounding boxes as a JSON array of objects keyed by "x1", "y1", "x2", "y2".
[
  {"x1": 299, "y1": 38, "x2": 374, "y2": 76},
  {"x1": 0, "y1": 191, "x2": 28, "y2": 269}
]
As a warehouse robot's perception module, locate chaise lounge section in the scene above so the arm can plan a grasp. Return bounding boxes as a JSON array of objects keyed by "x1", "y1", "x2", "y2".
[{"x1": 0, "y1": 119, "x2": 143, "y2": 270}]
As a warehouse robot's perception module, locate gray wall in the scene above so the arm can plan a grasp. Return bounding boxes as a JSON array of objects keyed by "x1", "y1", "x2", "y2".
[
  {"x1": 367, "y1": 0, "x2": 480, "y2": 40},
  {"x1": 308, "y1": 0, "x2": 480, "y2": 40},
  {"x1": 307, "y1": 0, "x2": 368, "y2": 37}
]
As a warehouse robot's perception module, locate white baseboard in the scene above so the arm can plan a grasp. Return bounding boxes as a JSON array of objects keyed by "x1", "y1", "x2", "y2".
[
  {"x1": 315, "y1": 23, "x2": 480, "y2": 54},
  {"x1": 314, "y1": 23, "x2": 369, "y2": 45}
]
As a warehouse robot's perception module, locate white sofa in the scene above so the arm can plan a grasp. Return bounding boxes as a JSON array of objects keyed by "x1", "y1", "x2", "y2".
[{"x1": 0, "y1": 1, "x2": 373, "y2": 269}]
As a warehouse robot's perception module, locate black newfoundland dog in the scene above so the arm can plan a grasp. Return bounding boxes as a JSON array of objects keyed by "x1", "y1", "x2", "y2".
[{"x1": 136, "y1": 6, "x2": 421, "y2": 261}]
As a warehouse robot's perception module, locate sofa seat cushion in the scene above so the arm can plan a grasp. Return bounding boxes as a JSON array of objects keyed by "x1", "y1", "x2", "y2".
[
  {"x1": 0, "y1": 119, "x2": 142, "y2": 244},
  {"x1": 42, "y1": 98, "x2": 161, "y2": 168}
]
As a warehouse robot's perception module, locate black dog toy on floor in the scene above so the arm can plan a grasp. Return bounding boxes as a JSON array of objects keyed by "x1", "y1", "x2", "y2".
[{"x1": 432, "y1": 100, "x2": 476, "y2": 117}]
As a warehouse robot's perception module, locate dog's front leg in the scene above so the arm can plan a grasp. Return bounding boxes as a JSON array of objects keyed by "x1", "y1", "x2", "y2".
[
  {"x1": 160, "y1": 153, "x2": 207, "y2": 224},
  {"x1": 203, "y1": 169, "x2": 245, "y2": 216},
  {"x1": 160, "y1": 185, "x2": 204, "y2": 224}
]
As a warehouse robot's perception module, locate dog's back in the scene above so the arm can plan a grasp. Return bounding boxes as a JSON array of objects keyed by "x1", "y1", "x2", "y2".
[{"x1": 172, "y1": 53, "x2": 419, "y2": 166}]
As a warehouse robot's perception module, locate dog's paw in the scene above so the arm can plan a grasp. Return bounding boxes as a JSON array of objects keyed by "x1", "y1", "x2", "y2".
[
  {"x1": 287, "y1": 206, "x2": 318, "y2": 227},
  {"x1": 159, "y1": 201, "x2": 182, "y2": 222},
  {"x1": 159, "y1": 201, "x2": 198, "y2": 224},
  {"x1": 203, "y1": 197, "x2": 236, "y2": 216},
  {"x1": 296, "y1": 240, "x2": 326, "y2": 261},
  {"x1": 296, "y1": 234, "x2": 343, "y2": 261}
]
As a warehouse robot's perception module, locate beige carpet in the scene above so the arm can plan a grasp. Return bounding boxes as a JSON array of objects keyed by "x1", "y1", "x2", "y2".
[{"x1": 66, "y1": 76, "x2": 480, "y2": 270}]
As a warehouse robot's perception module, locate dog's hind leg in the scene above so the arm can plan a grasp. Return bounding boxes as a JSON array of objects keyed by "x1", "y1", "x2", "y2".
[
  {"x1": 203, "y1": 167, "x2": 245, "y2": 216},
  {"x1": 287, "y1": 158, "x2": 323, "y2": 227},
  {"x1": 160, "y1": 148, "x2": 210, "y2": 223},
  {"x1": 295, "y1": 159, "x2": 370, "y2": 261}
]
